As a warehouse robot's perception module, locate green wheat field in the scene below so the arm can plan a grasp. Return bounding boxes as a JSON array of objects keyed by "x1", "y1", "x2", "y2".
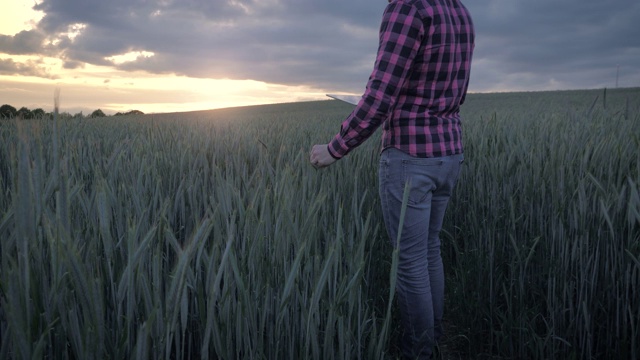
[{"x1": 1, "y1": 88, "x2": 639, "y2": 359}]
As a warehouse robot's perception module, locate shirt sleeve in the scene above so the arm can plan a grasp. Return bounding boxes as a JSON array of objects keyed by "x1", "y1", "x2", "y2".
[{"x1": 328, "y1": 1, "x2": 424, "y2": 159}]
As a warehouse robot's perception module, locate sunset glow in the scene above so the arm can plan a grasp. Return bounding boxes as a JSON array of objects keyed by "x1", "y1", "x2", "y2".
[{"x1": 0, "y1": 66, "x2": 327, "y2": 114}]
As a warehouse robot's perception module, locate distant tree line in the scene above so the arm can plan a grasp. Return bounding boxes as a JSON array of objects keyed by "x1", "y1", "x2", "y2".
[
  {"x1": 0, "y1": 104, "x2": 47, "y2": 119},
  {"x1": 0, "y1": 104, "x2": 144, "y2": 119},
  {"x1": 114, "y1": 110, "x2": 144, "y2": 116}
]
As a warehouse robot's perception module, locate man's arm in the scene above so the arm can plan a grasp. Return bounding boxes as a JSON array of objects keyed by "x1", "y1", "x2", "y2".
[{"x1": 326, "y1": 1, "x2": 424, "y2": 160}]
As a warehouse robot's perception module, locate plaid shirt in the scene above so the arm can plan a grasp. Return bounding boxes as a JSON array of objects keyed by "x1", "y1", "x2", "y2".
[{"x1": 328, "y1": 0, "x2": 474, "y2": 159}]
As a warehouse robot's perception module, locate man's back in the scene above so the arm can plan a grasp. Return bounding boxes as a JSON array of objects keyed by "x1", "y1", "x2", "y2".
[
  {"x1": 328, "y1": 0, "x2": 475, "y2": 159},
  {"x1": 393, "y1": 0, "x2": 475, "y2": 114}
]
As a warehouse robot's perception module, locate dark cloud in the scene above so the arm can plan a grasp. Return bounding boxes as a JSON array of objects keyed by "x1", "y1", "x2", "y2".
[
  {"x1": 0, "y1": 58, "x2": 58, "y2": 79},
  {"x1": 3, "y1": 0, "x2": 640, "y2": 92},
  {"x1": 464, "y1": 0, "x2": 640, "y2": 89},
  {"x1": 0, "y1": 30, "x2": 48, "y2": 55},
  {"x1": 62, "y1": 60, "x2": 84, "y2": 69}
]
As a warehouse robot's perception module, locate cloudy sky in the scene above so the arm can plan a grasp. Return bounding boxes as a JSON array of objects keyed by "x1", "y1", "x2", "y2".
[{"x1": 1, "y1": 0, "x2": 639, "y2": 114}]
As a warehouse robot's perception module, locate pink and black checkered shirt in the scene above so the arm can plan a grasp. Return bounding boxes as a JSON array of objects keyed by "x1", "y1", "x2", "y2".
[{"x1": 328, "y1": 0, "x2": 475, "y2": 159}]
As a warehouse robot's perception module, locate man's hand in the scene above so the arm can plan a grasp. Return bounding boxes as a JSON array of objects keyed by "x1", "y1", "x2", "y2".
[{"x1": 309, "y1": 144, "x2": 337, "y2": 169}]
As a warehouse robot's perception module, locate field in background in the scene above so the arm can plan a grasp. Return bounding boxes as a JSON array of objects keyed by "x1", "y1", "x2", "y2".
[{"x1": 1, "y1": 88, "x2": 639, "y2": 359}]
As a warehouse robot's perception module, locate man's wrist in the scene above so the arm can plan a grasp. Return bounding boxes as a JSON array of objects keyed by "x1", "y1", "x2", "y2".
[{"x1": 327, "y1": 145, "x2": 341, "y2": 160}]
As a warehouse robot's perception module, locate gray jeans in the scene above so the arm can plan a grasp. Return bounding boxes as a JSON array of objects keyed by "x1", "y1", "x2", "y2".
[{"x1": 379, "y1": 148, "x2": 463, "y2": 359}]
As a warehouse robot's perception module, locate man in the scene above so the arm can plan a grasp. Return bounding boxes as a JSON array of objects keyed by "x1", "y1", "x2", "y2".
[{"x1": 309, "y1": 0, "x2": 474, "y2": 358}]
